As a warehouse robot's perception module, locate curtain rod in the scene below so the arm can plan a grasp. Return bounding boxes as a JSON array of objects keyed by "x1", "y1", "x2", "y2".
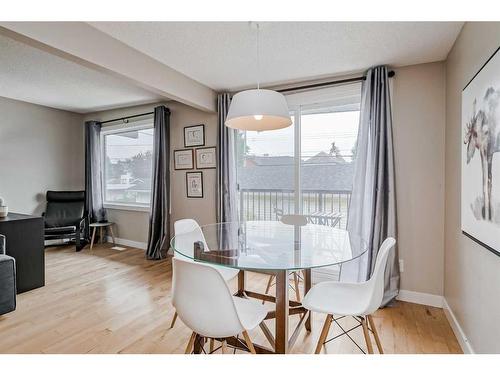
[
  {"x1": 99, "y1": 111, "x2": 155, "y2": 125},
  {"x1": 277, "y1": 70, "x2": 395, "y2": 94}
]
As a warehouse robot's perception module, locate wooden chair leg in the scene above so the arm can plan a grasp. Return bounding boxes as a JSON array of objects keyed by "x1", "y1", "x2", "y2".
[
  {"x1": 109, "y1": 225, "x2": 116, "y2": 245},
  {"x1": 314, "y1": 314, "x2": 333, "y2": 354},
  {"x1": 367, "y1": 315, "x2": 383, "y2": 354},
  {"x1": 242, "y1": 330, "x2": 257, "y2": 354},
  {"x1": 263, "y1": 275, "x2": 275, "y2": 304},
  {"x1": 185, "y1": 332, "x2": 197, "y2": 354},
  {"x1": 293, "y1": 272, "x2": 301, "y2": 302},
  {"x1": 265, "y1": 275, "x2": 274, "y2": 294},
  {"x1": 209, "y1": 338, "x2": 215, "y2": 353},
  {"x1": 90, "y1": 227, "x2": 97, "y2": 250},
  {"x1": 170, "y1": 311, "x2": 178, "y2": 328},
  {"x1": 221, "y1": 340, "x2": 227, "y2": 354},
  {"x1": 361, "y1": 316, "x2": 374, "y2": 354}
]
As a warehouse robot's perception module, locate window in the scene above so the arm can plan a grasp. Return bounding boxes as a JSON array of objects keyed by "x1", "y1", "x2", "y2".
[
  {"x1": 236, "y1": 83, "x2": 361, "y2": 229},
  {"x1": 101, "y1": 120, "x2": 154, "y2": 210}
]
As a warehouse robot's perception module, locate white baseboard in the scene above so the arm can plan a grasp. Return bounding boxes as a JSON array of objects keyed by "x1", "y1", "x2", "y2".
[
  {"x1": 105, "y1": 236, "x2": 147, "y2": 250},
  {"x1": 397, "y1": 290, "x2": 473, "y2": 353},
  {"x1": 397, "y1": 289, "x2": 444, "y2": 308},
  {"x1": 443, "y1": 299, "x2": 475, "y2": 354}
]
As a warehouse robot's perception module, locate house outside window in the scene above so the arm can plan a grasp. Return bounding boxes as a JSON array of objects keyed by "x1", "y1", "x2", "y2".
[{"x1": 101, "y1": 119, "x2": 154, "y2": 211}]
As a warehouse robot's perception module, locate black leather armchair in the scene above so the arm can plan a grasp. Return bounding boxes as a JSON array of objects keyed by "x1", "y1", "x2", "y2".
[{"x1": 43, "y1": 191, "x2": 86, "y2": 251}]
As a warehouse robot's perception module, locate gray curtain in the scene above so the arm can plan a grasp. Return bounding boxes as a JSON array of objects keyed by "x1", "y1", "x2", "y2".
[
  {"x1": 216, "y1": 93, "x2": 239, "y2": 251},
  {"x1": 146, "y1": 106, "x2": 171, "y2": 260},
  {"x1": 216, "y1": 93, "x2": 238, "y2": 224},
  {"x1": 343, "y1": 66, "x2": 399, "y2": 305},
  {"x1": 84, "y1": 121, "x2": 104, "y2": 233}
]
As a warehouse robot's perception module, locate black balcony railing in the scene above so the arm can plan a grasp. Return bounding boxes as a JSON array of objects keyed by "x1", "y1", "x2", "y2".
[{"x1": 238, "y1": 189, "x2": 352, "y2": 229}]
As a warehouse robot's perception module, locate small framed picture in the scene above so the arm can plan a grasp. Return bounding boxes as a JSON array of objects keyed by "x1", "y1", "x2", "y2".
[
  {"x1": 195, "y1": 147, "x2": 217, "y2": 169},
  {"x1": 186, "y1": 171, "x2": 203, "y2": 198},
  {"x1": 174, "y1": 149, "x2": 194, "y2": 170},
  {"x1": 184, "y1": 124, "x2": 205, "y2": 147}
]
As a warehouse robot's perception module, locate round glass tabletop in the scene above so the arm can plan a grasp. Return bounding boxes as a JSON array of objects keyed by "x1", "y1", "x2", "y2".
[{"x1": 170, "y1": 221, "x2": 368, "y2": 271}]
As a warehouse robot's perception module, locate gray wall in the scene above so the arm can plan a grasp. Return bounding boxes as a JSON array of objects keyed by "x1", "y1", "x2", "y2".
[
  {"x1": 83, "y1": 101, "x2": 217, "y2": 246},
  {"x1": 392, "y1": 62, "x2": 447, "y2": 296},
  {"x1": 0, "y1": 96, "x2": 84, "y2": 215},
  {"x1": 444, "y1": 22, "x2": 500, "y2": 353}
]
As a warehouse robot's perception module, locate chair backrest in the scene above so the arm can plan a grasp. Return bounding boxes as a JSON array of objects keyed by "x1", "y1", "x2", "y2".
[
  {"x1": 173, "y1": 219, "x2": 209, "y2": 258},
  {"x1": 364, "y1": 237, "x2": 396, "y2": 314},
  {"x1": 280, "y1": 214, "x2": 307, "y2": 226},
  {"x1": 45, "y1": 191, "x2": 85, "y2": 228},
  {"x1": 172, "y1": 257, "x2": 244, "y2": 338}
]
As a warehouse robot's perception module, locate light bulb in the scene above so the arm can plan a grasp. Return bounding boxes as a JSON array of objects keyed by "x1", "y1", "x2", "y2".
[{"x1": 254, "y1": 115, "x2": 263, "y2": 120}]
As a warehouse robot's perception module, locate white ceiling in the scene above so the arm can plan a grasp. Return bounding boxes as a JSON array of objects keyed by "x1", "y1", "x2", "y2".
[
  {"x1": 90, "y1": 22, "x2": 464, "y2": 91},
  {"x1": 0, "y1": 33, "x2": 161, "y2": 113},
  {"x1": 0, "y1": 22, "x2": 463, "y2": 113}
]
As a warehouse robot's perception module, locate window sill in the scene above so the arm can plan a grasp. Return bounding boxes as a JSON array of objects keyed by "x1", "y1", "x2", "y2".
[{"x1": 103, "y1": 203, "x2": 151, "y2": 213}]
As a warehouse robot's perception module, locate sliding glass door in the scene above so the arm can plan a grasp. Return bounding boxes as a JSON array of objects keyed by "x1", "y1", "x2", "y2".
[{"x1": 236, "y1": 83, "x2": 361, "y2": 229}]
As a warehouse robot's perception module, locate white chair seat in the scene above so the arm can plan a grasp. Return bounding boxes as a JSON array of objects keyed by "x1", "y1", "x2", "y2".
[
  {"x1": 233, "y1": 297, "x2": 268, "y2": 331},
  {"x1": 302, "y1": 281, "x2": 372, "y2": 316}
]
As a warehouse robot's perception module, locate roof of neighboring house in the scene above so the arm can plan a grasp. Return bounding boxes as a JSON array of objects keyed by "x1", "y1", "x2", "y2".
[
  {"x1": 239, "y1": 154, "x2": 354, "y2": 191},
  {"x1": 303, "y1": 151, "x2": 346, "y2": 164},
  {"x1": 106, "y1": 178, "x2": 152, "y2": 192},
  {"x1": 246, "y1": 155, "x2": 294, "y2": 166},
  {"x1": 106, "y1": 183, "x2": 135, "y2": 191},
  {"x1": 126, "y1": 179, "x2": 152, "y2": 192}
]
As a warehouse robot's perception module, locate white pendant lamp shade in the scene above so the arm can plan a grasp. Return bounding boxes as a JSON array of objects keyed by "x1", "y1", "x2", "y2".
[{"x1": 225, "y1": 89, "x2": 292, "y2": 131}]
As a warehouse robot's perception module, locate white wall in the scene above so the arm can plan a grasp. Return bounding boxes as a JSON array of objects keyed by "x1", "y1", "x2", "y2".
[
  {"x1": 392, "y1": 62, "x2": 447, "y2": 297},
  {"x1": 444, "y1": 22, "x2": 500, "y2": 353},
  {"x1": 0, "y1": 96, "x2": 84, "y2": 215},
  {"x1": 84, "y1": 101, "x2": 217, "y2": 246}
]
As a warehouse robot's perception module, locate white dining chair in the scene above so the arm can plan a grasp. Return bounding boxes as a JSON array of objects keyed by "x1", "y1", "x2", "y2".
[
  {"x1": 263, "y1": 214, "x2": 307, "y2": 302},
  {"x1": 302, "y1": 237, "x2": 396, "y2": 354},
  {"x1": 173, "y1": 258, "x2": 267, "y2": 354},
  {"x1": 170, "y1": 219, "x2": 239, "y2": 328}
]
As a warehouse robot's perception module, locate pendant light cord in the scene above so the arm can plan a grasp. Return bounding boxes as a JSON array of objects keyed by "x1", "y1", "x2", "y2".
[{"x1": 256, "y1": 22, "x2": 260, "y2": 90}]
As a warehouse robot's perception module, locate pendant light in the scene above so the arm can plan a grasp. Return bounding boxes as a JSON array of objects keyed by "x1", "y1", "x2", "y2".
[{"x1": 225, "y1": 23, "x2": 292, "y2": 131}]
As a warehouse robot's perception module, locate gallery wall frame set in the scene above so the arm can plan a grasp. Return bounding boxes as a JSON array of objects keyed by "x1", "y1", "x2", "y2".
[
  {"x1": 180, "y1": 124, "x2": 215, "y2": 198},
  {"x1": 461, "y1": 45, "x2": 500, "y2": 257}
]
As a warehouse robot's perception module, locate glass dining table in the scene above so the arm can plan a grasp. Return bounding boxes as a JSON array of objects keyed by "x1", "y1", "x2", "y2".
[{"x1": 170, "y1": 220, "x2": 368, "y2": 354}]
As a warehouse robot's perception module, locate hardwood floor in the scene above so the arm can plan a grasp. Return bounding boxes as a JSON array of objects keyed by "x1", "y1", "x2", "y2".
[{"x1": 0, "y1": 244, "x2": 462, "y2": 354}]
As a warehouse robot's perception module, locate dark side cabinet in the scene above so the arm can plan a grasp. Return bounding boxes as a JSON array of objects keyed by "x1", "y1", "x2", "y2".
[{"x1": 0, "y1": 213, "x2": 44, "y2": 293}]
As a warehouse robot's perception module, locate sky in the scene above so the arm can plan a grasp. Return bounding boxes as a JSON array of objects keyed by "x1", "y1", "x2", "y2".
[
  {"x1": 105, "y1": 128, "x2": 154, "y2": 161},
  {"x1": 243, "y1": 111, "x2": 359, "y2": 160},
  {"x1": 104, "y1": 111, "x2": 359, "y2": 162}
]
